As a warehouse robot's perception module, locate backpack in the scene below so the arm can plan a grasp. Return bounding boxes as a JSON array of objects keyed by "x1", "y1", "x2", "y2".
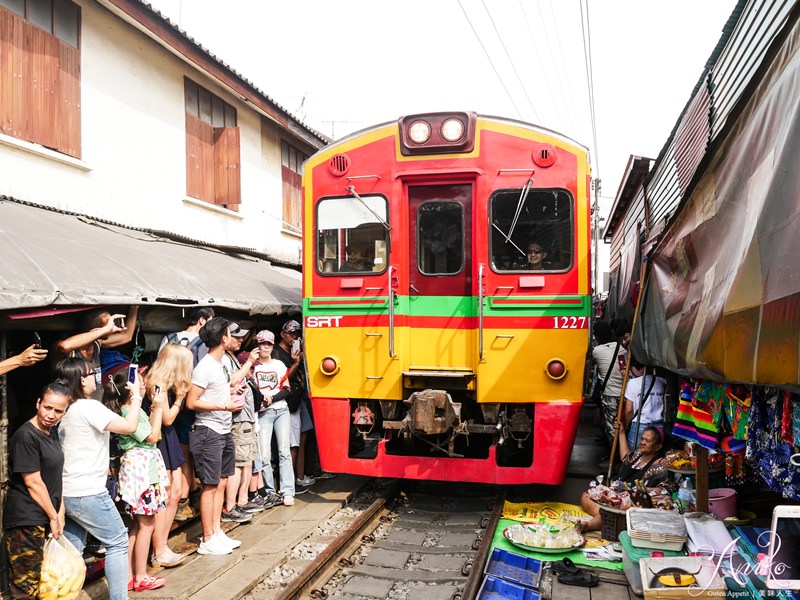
[{"x1": 167, "y1": 332, "x2": 206, "y2": 366}]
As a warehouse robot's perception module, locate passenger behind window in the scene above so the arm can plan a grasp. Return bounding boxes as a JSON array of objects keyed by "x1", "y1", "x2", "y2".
[{"x1": 339, "y1": 243, "x2": 372, "y2": 272}]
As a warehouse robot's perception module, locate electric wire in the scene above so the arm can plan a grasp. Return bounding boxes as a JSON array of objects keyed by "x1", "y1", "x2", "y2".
[
  {"x1": 542, "y1": 0, "x2": 582, "y2": 135},
  {"x1": 480, "y1": 0, "x2": 541, "y2": 123},
  {"x1": 580, "y1": 0, "x2": 600, "y2": 176},
  {"x1": 457, "y1": 0, "x2": 523, "y2": 119}
]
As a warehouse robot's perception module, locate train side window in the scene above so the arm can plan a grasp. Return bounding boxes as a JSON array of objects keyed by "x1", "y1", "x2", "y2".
[
  {"x1": 316, "y1": 194, "x2": 389, "y2": 275},
  {"x1": 489, "y1": 188, "x2": 574, "y2": 272}
]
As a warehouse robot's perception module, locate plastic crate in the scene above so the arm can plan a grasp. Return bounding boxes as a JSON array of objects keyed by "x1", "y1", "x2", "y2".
[
  {"x1": 599, "y1": 505, "x2": 627, "y2": 542},
  {"x1": 484, "y1": 548, "x2": 542, "y2": 589},
  {"x1": 477, "y1": 575, "x2": 542, "y2": 600}
]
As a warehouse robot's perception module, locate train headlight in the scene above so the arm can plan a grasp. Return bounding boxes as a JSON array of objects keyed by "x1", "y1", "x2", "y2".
[
  {"x1": 320, "y1": 355, "x2": 340, "y2": 376},
  {"x1": 440, "y1": 117, "x2": 465, "y2": 142},
  {"x1": 545, "y1": 358, "x2": 567, "y2": 380},
  {"x1": 408, "y1": 120, "x2": 431, "y2": 144}
]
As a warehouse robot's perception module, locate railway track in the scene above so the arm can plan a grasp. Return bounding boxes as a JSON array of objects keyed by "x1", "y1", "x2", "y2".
[{"x1": 271, "y1": 480, "x2": 504, "y2": 600}]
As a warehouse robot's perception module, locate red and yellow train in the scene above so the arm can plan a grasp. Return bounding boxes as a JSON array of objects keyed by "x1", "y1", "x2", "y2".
[{"x1": 301, "y1": 112, "x2": 591, "y2": 484}]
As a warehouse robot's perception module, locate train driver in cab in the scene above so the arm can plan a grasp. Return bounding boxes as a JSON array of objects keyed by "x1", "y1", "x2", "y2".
[
  {"x1": 340, "y1": 243, "x2": 372, "y2": 272},
  {"x1": 526, "y1": 240, "x2": 551, "y2": 270}
]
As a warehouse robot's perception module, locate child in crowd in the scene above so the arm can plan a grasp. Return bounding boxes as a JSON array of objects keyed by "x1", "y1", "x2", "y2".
[
  {"x1": 145, "y1": 343, "x2": 194, "y2": 567},
  {"x1": 103, "y1": 369, "x2": 169, "y2": 592}
]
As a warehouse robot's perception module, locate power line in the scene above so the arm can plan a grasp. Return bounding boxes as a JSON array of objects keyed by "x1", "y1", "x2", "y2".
[
  {"x1": 457, "y1": 0, "x2": 523, "y2": 119},
  {"x1": 580, "y1": 0, "x2": 599, "y2": 176},
  {"x1": 481, "y1": 0, "x2": 541, "y2": 123}
]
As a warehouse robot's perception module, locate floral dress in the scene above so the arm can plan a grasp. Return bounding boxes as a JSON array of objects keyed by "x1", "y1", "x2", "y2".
[{"x1": 118, "y1": 407, "x2": 170, "y2": 515}]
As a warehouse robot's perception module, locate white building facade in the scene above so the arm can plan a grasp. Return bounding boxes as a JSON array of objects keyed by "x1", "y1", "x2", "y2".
[{"x1": 0, "y1": 0, "x2": 326, "y2": 267}]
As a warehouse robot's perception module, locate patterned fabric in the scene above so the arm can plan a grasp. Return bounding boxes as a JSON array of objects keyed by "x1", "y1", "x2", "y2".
[
  {"x1": 5, "y1": 524, "x2": 46, "y2": 600},
  {"x1": 746, "y1": 388, "x2": 800, "y2": 500},
  {"x1": 723, "y1": 384, "x2": 751, "y2": 441},
  {"x1": 118, "y1": 447, "x2": 169, "y2": 515},
  {"x1": 672, "y1": 379, "x2": 720, "y2": 450},
  {"x1": 618, "y1": 448, "x2": 668, "y2": 487}
]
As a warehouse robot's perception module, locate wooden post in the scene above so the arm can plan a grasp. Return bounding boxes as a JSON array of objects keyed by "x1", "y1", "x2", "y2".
[{"x1": 695, "y1": 446, "x2": 709, "y2": 513}]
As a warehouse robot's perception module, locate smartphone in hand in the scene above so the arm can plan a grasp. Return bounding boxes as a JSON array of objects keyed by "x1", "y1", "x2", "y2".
[
  {"x1": 292, "y1": 339, "x2": 301, "y2": 354},
  {"x1": 33, "y1": 332, "x2": 42, "y2": 349},
  {"x1": 128, "y1": 364, "x2": 138, "y2": 384}
]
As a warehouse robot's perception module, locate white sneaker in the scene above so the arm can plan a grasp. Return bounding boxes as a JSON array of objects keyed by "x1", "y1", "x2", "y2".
[
  {"x1": 282, "y1": 495, "x2": 294, "y2": 506},
  {"x1": 197, "y1": 535, "x2": 232, "y2": 555},
  {"x1": 215, "y1": 530, "x2": 242, "y2": 549}
]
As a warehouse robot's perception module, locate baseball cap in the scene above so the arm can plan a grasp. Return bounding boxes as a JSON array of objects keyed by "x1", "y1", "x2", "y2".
[
  {"x1": 281, "y1": 319, "x2": 302, "y2": 333},
  {"x1": 256, "y1": 330, "x2": 275, "y2": 344},
  {"x1": 229, "y1": 322, "x2": 249, "y2": 338}
]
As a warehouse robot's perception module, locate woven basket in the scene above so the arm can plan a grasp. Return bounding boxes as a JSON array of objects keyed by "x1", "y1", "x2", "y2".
[{"x1": 599, "y1": 505, "x2": 627, "y2": 542}]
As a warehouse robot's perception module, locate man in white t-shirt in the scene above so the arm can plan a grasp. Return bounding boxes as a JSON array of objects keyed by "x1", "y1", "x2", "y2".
[
  {"x1": 623, "y1": 364, "x2": 666, "y2": 449},
  {"x1": 186, "y1": 318, "x2": 246, "y2": 556}
]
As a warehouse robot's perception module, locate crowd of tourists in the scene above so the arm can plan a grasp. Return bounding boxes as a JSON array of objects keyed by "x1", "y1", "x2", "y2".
[{"x1": 1, "y1": 307, "x2": 331, "y2": 599}]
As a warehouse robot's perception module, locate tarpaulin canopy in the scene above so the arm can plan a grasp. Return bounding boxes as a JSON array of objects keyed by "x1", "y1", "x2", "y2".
[
  {"x1": 0, "y1": 198, "x2": 301, "y2": 316},
  {"x1": 634, "y1": 20, "x2": 800, "y2": 385}
]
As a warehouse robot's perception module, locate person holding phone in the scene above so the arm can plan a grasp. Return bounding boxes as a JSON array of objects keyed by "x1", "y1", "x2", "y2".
[
  {"x1": 0, "y1": 344, "x2": 48, "y2": 376},
  {"x1": 52, "y1": 306, "x2": 139, "y2": 401},
  {"x1": 274, "y1": 320, "x2": 315, "y2": 491},
  {"x1": 186, "y1": 318, "x2": 246, "y2": 556},
  {"x1": 102, "y1": 370, "x2": 168, "y2": 591},
  {"x1": 54, "y1": 357, "x2": 145, "y2": 600}
]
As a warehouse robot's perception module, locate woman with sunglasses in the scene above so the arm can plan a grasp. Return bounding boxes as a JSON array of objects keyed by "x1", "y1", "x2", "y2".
[{"x1": 54, "y1": 357, "x2": 144, "y2": 600}]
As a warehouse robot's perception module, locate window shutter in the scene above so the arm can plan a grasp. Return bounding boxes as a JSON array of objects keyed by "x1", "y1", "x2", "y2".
[{"x1": 214, "y1": 126, "x2": 240, "y2": 210}]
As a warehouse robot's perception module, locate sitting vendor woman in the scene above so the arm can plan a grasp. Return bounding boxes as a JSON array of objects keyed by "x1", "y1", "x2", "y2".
[{"x1": 579, "y1": 423, "x2": 668, "y2": 532}]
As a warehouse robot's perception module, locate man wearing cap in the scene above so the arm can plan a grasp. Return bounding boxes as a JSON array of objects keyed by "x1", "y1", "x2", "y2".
[
  {"x1": 253, "y1": 330, "x2": 295, "y2": 506},
  {"x1": 186, "y1": 318, "x2": 249, "y2": 556},
  {"x1": 221, "y1": 325, "x2": 265, "y2": 521}
]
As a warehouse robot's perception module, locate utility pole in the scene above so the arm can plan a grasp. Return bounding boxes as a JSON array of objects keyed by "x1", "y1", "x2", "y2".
[{"x1": 592, "y1": 178, "x2": 601, "y2": 297}]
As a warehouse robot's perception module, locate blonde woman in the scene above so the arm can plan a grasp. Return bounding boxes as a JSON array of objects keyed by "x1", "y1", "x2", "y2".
[{"x1": 145, "y1": 343, "x2": 193, "y2": 567}]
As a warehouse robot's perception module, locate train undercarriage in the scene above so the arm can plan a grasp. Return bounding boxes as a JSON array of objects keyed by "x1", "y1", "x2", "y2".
[{"x1": 348, "y1": 388, "x2": 535, "y2": 468}]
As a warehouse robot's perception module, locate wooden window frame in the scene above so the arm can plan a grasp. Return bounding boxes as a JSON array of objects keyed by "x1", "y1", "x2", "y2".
[
  {"x1": 281, "y1": 140, "x2": 306, "y2": 233},
  {"x1": 0, "y1": 0, "x2": 81, "y2": 157},
  {"x1": 184, "y1": 78, "x2": 240, "y2": 210}
]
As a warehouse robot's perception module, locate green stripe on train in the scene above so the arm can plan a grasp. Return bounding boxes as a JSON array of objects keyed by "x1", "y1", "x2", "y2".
[{"x1": 303, "y1": 295, "x2": 591, "y2": 317}]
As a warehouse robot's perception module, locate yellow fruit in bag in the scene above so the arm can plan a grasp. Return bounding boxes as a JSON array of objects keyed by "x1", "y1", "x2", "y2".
[{"x1": 39, "y1": 535, "x2": 86, "y2": 600}]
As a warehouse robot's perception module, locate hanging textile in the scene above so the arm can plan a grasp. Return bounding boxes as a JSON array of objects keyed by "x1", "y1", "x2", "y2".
[{"x1": 745, "y1": 388, "x2": 800, "y2": 500}]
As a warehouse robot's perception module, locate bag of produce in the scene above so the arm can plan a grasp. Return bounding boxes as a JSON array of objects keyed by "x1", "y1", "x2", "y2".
[{"x1": 39, "y1": 535, "x2": 85, "y2": 600}]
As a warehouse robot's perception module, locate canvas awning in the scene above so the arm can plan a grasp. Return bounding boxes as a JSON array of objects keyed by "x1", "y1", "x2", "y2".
[
  {"x1": 0, "y1": 198, "x2": 300, "y2": 316},
  {"x1": 633, "y1": 19, "x2": 800, "y2": 385}
]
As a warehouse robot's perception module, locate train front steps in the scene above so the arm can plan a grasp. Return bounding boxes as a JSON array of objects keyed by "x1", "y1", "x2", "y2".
[{"x1": 76, "y1": 475, "x2": 365, "y2": 600}]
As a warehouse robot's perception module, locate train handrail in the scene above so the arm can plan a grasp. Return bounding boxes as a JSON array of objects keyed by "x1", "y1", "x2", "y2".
[
  {"x1": 388, "y1": 265, "x2": 396, "y2": 358},
  {"x1": 478, "y1": 263, "x2": 485, "y2": 361}
]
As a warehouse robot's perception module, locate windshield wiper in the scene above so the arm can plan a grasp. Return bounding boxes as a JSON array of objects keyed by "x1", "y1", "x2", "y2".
[{"x1": 346, "y1": 186, "x2": 391, "y2": 231}]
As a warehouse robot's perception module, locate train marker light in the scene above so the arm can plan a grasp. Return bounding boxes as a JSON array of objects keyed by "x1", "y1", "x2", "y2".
[
  {"x1": 441, "y1": 117, "x2": 465, "y2": 142},
  {"x1": 545, "y1": 358, "x2": 567, "y2": 380},
  {"x1": 320, "y1": 356, "x2": 340, "y2": 376},
  {"x1": 408, "y1": 120, "x2": 431, "y2": 144}
]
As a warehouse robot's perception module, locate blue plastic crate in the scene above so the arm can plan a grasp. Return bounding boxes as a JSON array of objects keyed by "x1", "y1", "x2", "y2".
[
  {"x1": 484, "y1": 547, "x2": 543, "y2": 589},
  {"x1": 477, "y1": 575, "x2": 542, "y2": 600}
]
